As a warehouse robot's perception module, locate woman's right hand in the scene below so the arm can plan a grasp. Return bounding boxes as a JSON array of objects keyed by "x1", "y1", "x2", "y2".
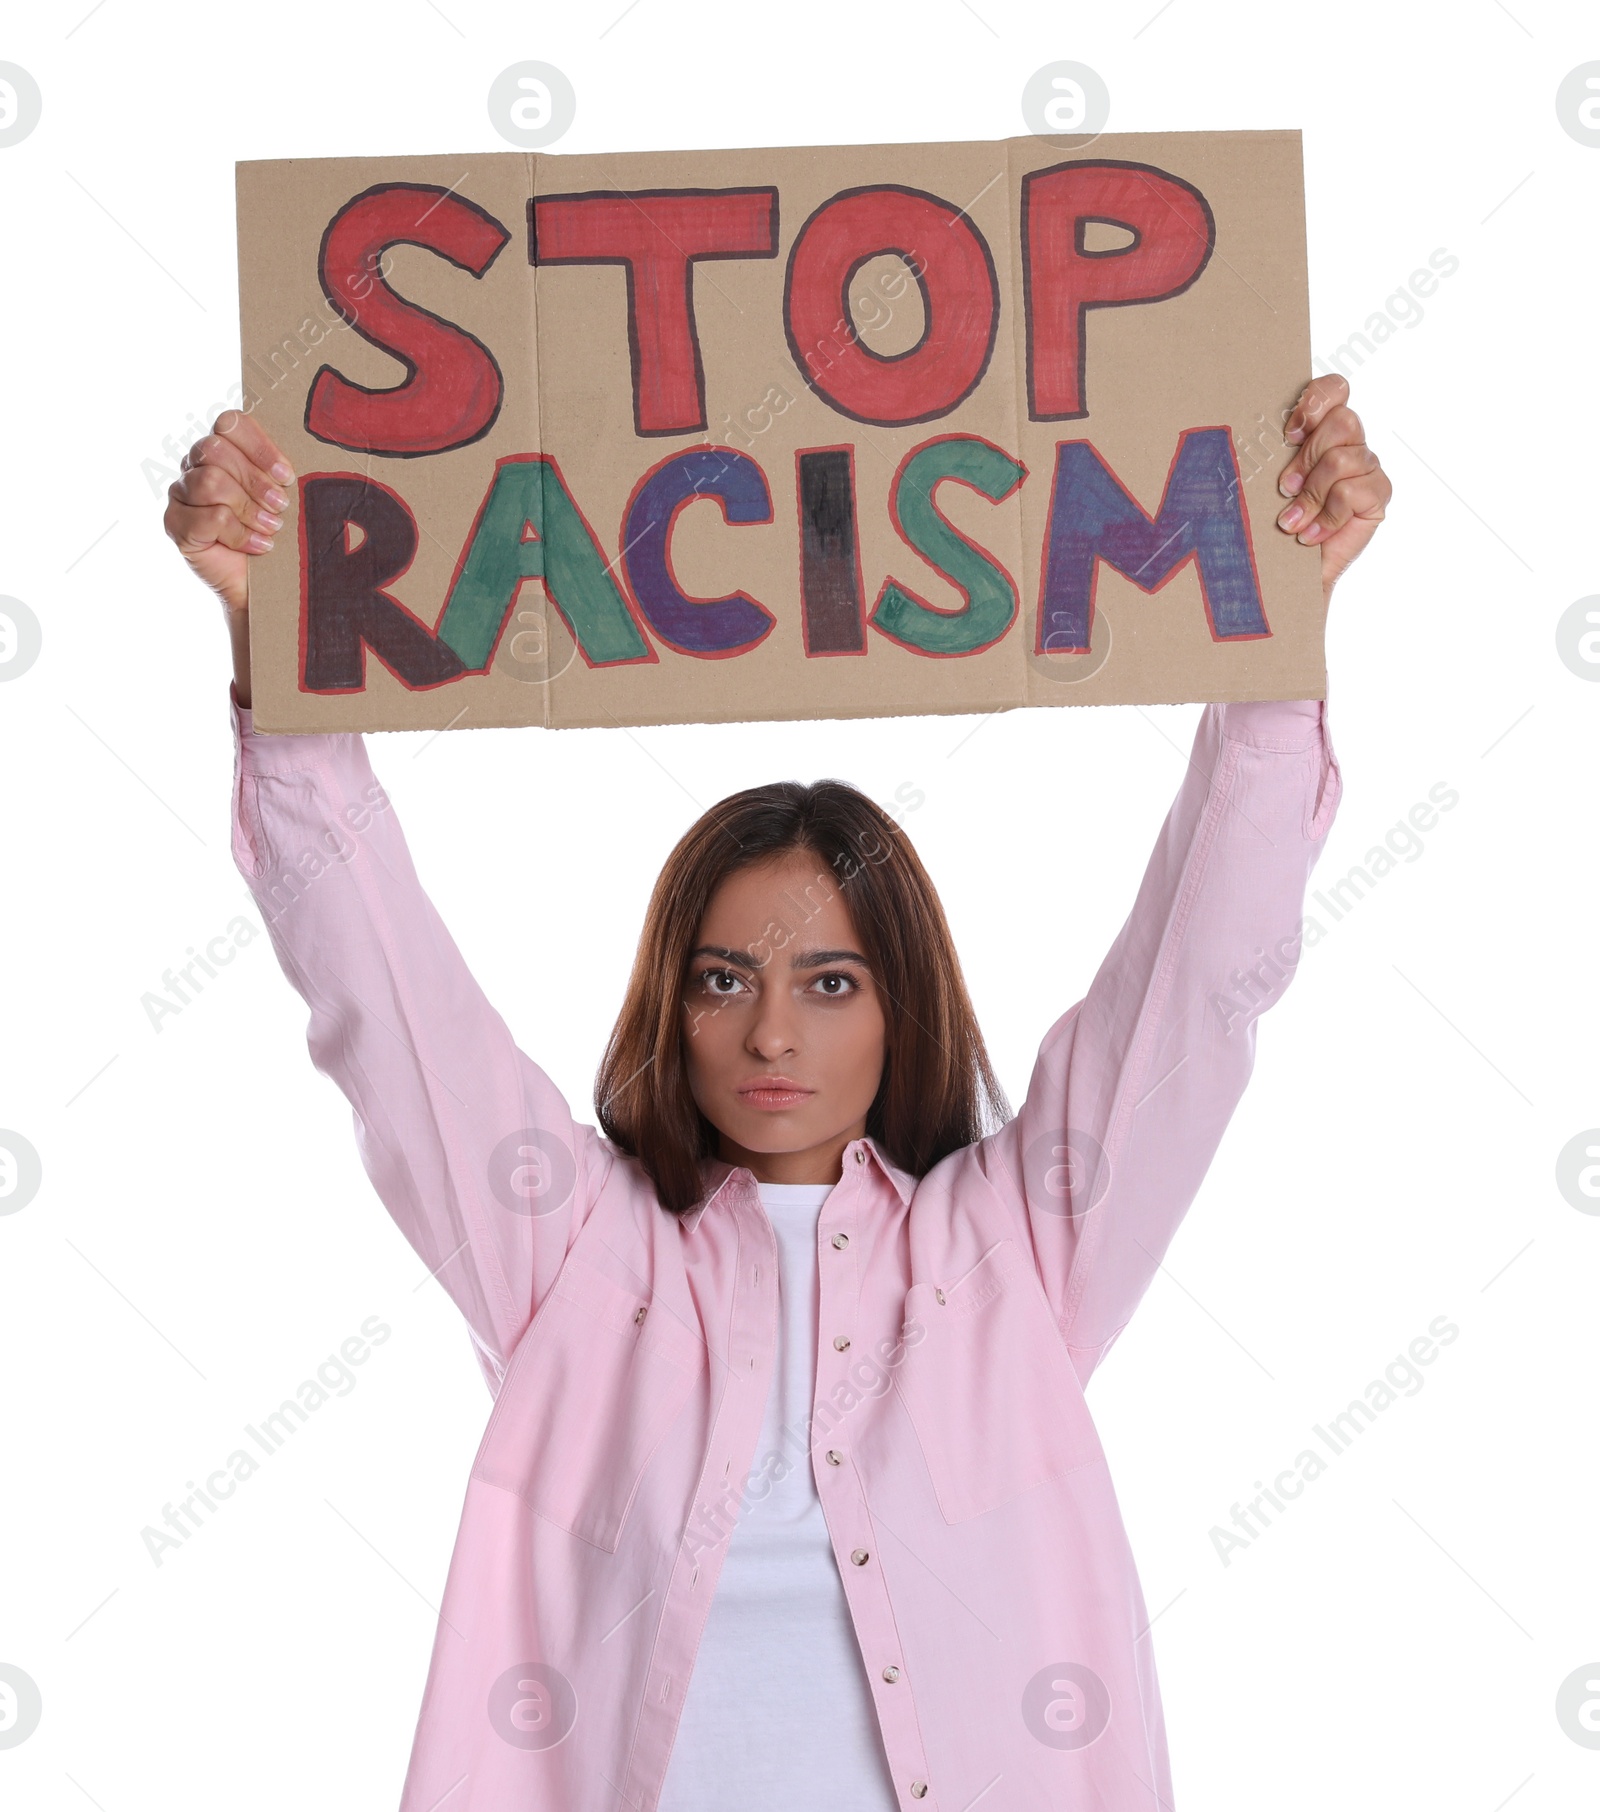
[{"x1": 162, "y1": 410, "x2": 294, "y2": 706}]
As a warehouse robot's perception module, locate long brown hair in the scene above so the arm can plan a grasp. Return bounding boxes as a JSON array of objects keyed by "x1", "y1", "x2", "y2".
[{"x1": 594, "y1": 778, "x2": 1011, "y2": 1214}]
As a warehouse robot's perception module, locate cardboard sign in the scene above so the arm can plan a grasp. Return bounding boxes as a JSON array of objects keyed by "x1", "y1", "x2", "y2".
[{"x1": 235, "y1": 132, "x2": 1322, "y2": 733}]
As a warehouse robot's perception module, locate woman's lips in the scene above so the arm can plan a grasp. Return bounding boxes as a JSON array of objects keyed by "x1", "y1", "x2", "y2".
[{"x1": 736, "y1": 1081, "x2": 814, "y2": 1111}]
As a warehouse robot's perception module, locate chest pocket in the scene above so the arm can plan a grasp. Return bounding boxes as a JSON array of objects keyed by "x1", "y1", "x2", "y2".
[
  {"x1": 892, "y1": 1238, "x2": 1105, "y2": 1523},
  {"x1": 470, "y1": 1252, "x2": 706, "y2": 1552}
]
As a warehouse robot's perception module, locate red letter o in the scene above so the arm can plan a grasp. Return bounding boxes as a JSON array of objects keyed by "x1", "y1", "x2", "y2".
[{"x1": 784, "y1": 186, "x2": 999, "y2": 427}]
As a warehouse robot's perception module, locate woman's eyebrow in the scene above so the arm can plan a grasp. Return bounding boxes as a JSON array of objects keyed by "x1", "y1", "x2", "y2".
[
  {"x1": 687, "y1": 944, "x2": 869, "y2": 971},
  {"x1": 689, "y1": 944, "x2": 762, "y2": 970}
]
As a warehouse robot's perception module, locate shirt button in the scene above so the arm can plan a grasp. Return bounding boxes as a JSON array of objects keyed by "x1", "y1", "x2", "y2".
[
  {"x1": 826, "y1": 1449, "x2": 843, "y2": 1466},
  {"x1": 882, "y1": 1665, "x2": 900, "y2": 1683},
  {"x1": 910, "y1": 1782, "x2": 928, "y2": 1799},
  {"x1": 832, "y1": 1233, "x2": 849, "y2": 1249},
  {"x1": 934, "y1": 1288, "x2": 946, "y2": 1305},
  {"x1": 851, "y1": 1549, "x2": 869, "y2": 1565},
  {"x1": 833, "y1": 1334, "x2": 851, "y2": 1350},
  {"x1": 854, "y1": 1148, "x2": 866, "y2": 1164}
]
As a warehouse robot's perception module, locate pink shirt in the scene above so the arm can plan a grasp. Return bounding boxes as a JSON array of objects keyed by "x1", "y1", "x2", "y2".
[{"x1": 228, "y1": 688, "x2": 1341, "y2": 1811}]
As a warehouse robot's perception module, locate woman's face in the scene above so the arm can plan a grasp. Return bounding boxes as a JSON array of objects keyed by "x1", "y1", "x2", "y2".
[{"x1": 681, "y1": 849, "x2": 887, "y2": 1185}]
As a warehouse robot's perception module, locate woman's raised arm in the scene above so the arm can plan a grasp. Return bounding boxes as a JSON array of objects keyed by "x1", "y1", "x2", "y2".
[
  {"x1": 169, "y1": 413, "x2": 598, "y2": 1390},
  {"x1": 997, "y1": 695, "x2": 1341, "y2": 1386},
  {"x1": 993, "y1": 377, "x2": 1385, "y2": 1386}
]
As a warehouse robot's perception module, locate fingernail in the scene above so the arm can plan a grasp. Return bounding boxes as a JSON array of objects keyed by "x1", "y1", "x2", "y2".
[
  {"x1": 1284, "y1": 423, "x2": 1305, "y2": 443},
  {"x1": 1278, "y1": 503, "x2": 1304, "y2": 530},
  {"x1": 264, "y1": 486, "x2": 288, "y2": 510},
  {"x1": 271, "y1": 460, "x2": 295, "y2": 484},
  {"x1": 247, "y1": 533, "x2": 274, "y2": 553},
  {"x1": 258, "y1": 511, "x2": 283, "y2": 532},
  {"x1": 1297, "y1": 521, "x2": 1324, "y2": 544},
  {"x1": 1278, "y1": 469, "x2": 1303, "y2": 497}
]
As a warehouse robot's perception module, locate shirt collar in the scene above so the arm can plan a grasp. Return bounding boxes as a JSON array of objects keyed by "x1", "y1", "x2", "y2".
[{"x1": 679, "y1": 1135, "x2": 914, "y2": 1231}]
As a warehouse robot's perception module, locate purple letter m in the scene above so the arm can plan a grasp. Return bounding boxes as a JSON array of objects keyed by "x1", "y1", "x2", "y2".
[{"x1": 1036, "y1": 426, "x2": 1268, "y2": 655}]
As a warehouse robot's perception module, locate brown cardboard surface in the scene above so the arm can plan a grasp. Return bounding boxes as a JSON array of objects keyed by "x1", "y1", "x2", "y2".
[{"x1": 236, "y1": 132, "x2": 1322, "y2": 733}]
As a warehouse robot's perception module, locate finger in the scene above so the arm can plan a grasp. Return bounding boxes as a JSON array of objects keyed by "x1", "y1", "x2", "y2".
[
  {"x1": 1297, "y1": 403, "x2": 1367, "y2": 474},
  {"x1": 1278, "y1": 439, "x2": 1379, "y2": 534},
  {"x1": 182, "y1": 431, "x2": 290, "y2": 515},
  {"x1": 1291, "y1": 469, "x2": 1390, "y2": 545},
  {"x1": 163, "y1": 496, "x2": 274, "y2": 558},
  {"x1": 210, "y1": 407, "x2": 294, "y2": 487},
  {"x1": 1278, "y1": 401, "x2": 1366, "y2": 500},
  {"x1": 169, "y1": 462, "x2": 283, "y2": 535},
  {"x1": 1283, "y1": 373, "x2": 1349, "y2": 446}
]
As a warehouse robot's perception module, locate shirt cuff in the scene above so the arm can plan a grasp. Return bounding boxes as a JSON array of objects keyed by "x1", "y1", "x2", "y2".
[
  {"x1": 230, "y1": 680, "x2": 366, "y2": 776},
  {"x1": 1217, "y1": 694, "x2": 1326, "y2": 750}
]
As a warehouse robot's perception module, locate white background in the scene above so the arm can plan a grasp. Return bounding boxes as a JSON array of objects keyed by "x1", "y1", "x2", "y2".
[{"x1": 2, "y1": 1, "x2": 1596, "y2": 1807}]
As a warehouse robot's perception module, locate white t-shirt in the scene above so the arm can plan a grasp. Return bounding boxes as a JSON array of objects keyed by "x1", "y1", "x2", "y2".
[{"x1": 657, "y1": 1180, "x2": 899, "y2": 1811}]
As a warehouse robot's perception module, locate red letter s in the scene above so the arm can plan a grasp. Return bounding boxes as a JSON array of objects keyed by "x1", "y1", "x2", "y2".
[{"x1": 305, "y1": 182, "x2": 511, "y2": 457}]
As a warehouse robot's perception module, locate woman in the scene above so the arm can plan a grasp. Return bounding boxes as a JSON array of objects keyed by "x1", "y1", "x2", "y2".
[{"x1": 164, "y1": 375, "x2": 1387, "y2": 1811}]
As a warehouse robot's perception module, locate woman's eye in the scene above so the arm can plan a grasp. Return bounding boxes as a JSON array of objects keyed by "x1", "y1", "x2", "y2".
[
  {"x1": 701, "y1": 969, "x2": 742, "y2": 995},
  {"x1": 812, "y1": 972, "x2": 857, "y2": 997}
]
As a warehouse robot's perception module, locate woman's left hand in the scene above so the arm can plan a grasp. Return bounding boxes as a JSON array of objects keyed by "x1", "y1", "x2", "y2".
[{"x1": 1276, "y1": 374, "x2": 1392, "y2": 604}]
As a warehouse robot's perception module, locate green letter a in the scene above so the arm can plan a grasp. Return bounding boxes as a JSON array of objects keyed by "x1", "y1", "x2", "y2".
[{"x1": 437, "y1": 456, "x2": 652, "y2": 670}]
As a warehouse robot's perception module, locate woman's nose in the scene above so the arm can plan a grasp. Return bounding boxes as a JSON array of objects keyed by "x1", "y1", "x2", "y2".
[{"x1": 746, "y1": 1001, "x2": 796, "y2": 1059}]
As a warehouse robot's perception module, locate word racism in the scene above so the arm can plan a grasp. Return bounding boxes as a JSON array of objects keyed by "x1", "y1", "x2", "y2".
[
  {"x1": 141, "y1": 1316, "x2": 391, "y2": 1566},
  {"x1": 285, "y1": 160, "x2": 1272, "y2": 695},
  {"x1": 1209, "y1": 1313, "x2": 1459, "y2": 1566}
]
